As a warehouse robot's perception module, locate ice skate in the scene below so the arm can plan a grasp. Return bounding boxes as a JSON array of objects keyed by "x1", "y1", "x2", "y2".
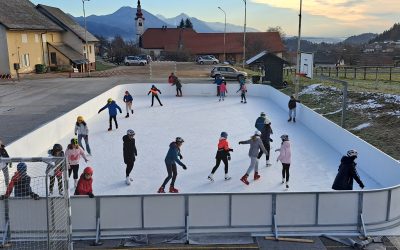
[
  {"x1": 285, "y1": 181, "x2": 289, "y2": 190},
  {"x1": 108, "y1": 128, "x2": 112, "y2": 131},
  {"x1": 224, "y1": 174, "x2": 231, "y2": 181},
  {"x1": 254, "y1": 172, "x2": 261, "y2": 180},
  {"x1": 241, "y1": 100, "x2": 243, "y2": 103},
  {"x1": 244, "y1": 101, "x2": 247, "y2": 103},
  {"x1": 49, "y1": 190, "x2": 53, "y2": 196},
  {"x1": 74, "y1": 179, "x2": 78, "y2": 188},
  {"x1": 208, "y1": 174, "x2": 214, "y2": 182},
  {"x1": 169, "y1": 186, "x2": 179, "y2": 193},
  {"x1": 287, "y1": 117, "x2": 292, "y2": 122},
  {"x1": 157, "y1": 187, "x2": 165, "y2": 193},
  {"x1": 293, "y1": 118, "x2": 296, "y2": 122},
  {"x1": 125, "y1": 177, "x2": 131, "y2": 185},
  {"x1": 130, "y1": 177, "x2": 133, "y2": 181},
  {"x1": 59, "y1": 191, "x2": 63, "y2": 196},
  {"x1": 131, "y1": 110, "x2": 134, "y2": 114},
  {"x1": 240, "y1": 174, "x2": 249, "y2": 185},
  {"x1": 266, "y1": 160, "x2": 271, "y2": 167},
  {"x1": 125, "y1": 113, "x2": 129, "y2": 118},
  {"x1": 281, "y1": 178, "x2": 285, "y2": 184}
]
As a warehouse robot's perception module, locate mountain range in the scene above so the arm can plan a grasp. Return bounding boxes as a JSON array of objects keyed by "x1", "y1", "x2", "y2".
[{"x1": 75, "y1": 7, "x2": 259, "y2": 40}]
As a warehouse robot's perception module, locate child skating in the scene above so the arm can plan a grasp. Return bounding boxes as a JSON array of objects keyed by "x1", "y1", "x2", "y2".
[
  {"x1": 65, "y1": 138, "x2": 88, "y2": 188},
  {"x1": 219, "y1": 81, "x2": 227, "y2": 101},
  {"x1": 208, "y1": 132, "x2": 233, "y2": 182},
  {"x1": 98, "y1": 98, "x2": 122, "y2": 131},
  {"x1": 123, "y1": 91, "x2": 134, "y2": 118},
  {"x1": 123, "y1": 129, "x2": 137, "y2": 185},
  {"x1": 75, "y1": 116, "x2": 91, "y2": 155},
  {"x1": 47, "y1": 143, "x2": 64, "y2": 195},
  {"x1": 254, "y1": 112, "x2": 267, "y2": 131},
  {"x1": 157, "y1": 137, "x2": 187, "y2": 193},
  {"x1": 288, "y1": 95, "x2": 301, "y2": 122},
  {"x1": 257, "y1": 119, "x2": 273, "y2": 167},
  {"x1": 74, "y1": 166, "x2": 94, "y2": 198},
  {"x1": 236, "y1": 83, "x2": 247, "y2": 103},
  {"x1": 275, "y1": 134, "x2": 292, "y2": 189},
  {"x1": 147, "y1": 85, "x2": 163, "y2": 107},
  {"x1": 238, "y1": 131, "x2": 268, "y2": 185}
]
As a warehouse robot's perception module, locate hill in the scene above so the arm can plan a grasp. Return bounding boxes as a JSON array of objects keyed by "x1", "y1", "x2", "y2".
[
  {"x1": 370, "y1": 23, "x2": 400, "y2": 43},
  {"x1": 343, "y1": 33, "x2": 377, "y2": 45}
]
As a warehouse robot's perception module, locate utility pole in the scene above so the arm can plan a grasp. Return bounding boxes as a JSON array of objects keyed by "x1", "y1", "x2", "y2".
[
  {"x1": 82, "y1": 0, "x2": 90, "y2": 76},
  {"x1": 242, "y1": 0, "x2": 247, "y2": 68},
  {"x1": 218, "y1": 7, "x2": 226, "y2": 62},
  {"x1": 294, "y1": 0, "x2": 303, "y2": 98}
]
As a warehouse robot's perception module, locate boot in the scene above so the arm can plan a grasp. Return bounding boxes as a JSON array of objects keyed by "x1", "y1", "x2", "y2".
[
  {"x1": 282, "y1": 178, "x2": 285, "y2": 184},
  {"x1": 266, "y1": 160, "x2": 271, "y2": 167},
  {"x1": 49, "y1": 190, "x2": 53, "y2": 196},
  {"x1": 125, "y1": 113, "x2": 129, "y2": 118},
  {"x1": 131, "y1": 110, "x2": 134, "y2": 114},
  {"x1": 125, "y1": 177, "x2": 131, "y2": 185},
  {"x1": 288, "y1": 117, "x2": 292, "y2": 122},
  {"x1": 224, "y1": 174, "x2": 231, "y2": 180},
  {"x1": 208, "y1": 174, "x2": 214, "y2": 182},
  {"x1": 240, "y1": 174, "x2": 249, "y2": 185},
  {"x1": 293, "y1": 118, "x2": 296, "y2": 123},
  {"x1": 169, "y1": 186, "x2": 179, "y2": 193},
  {"x1": 108, "y1": 128, "x2": 112, "y2": 131},
  {"x1": 254, "y1": 172, "x2": 261, "y2": 180},
  {"x1": 157, "y1": 186, "x2": 165, "y2": 193},
  {"x1": 74, "y1": 179, "x2": 78, "y2": 188},
  {"x1": 285, "y1": 181, "x2": 289, "y2": 189}
]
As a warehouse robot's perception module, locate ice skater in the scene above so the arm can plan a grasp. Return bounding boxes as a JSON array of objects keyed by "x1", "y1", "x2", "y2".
[
  {"x1": 236, "y1": 82, "x2": 247, "y2": 103},
  {"x1": 157, "y1": 137, "x2": 187, "y2": 193},
  {"x1": 65, "y1": 138, "x2": 88, "y2": 188},
  {"x1": 288, "y1": 95, "x2": 301, "y2": 122},
  {"x1": 238, "y1": 131, "x2": 268, "y2": 185},
  {"x1": 214, "y1": 75, "x2": 224, "y2": 96},
  {"x1": 208, "y1": 132, "x2": 233, "y2": 182},
  {"x1": 275, "y1": 135, "x2": 291, "y2": 189},
  {"x1": 148, "y1": 85, "x2": 163, "y2": 107},
  {"x1": 0, "y1": 139, "x2": 11, "y2": 183},
  {"x1": 47, "y1": 143, "x2": 64, "y2": 195},
  {"x1": 74, "y1": 166, "x2": 94, "y2": 198},
  {"x1": 255, "y1": 112, "x2": 267, "y2": 131},
  {"x1": 257, "y1": 119, "x2": 273, "y2": 167},
  {"x1": 123, "y1": 129, "x2": 137, "y2": 185},
  {"x1": 123, "y1": 91, "x2": 134, "y2": 118},
  {"x1": 98, "y1": 98, "x2": 122, "y2": 131},
  {"x1": 169, "y1": 73, "x2": 183, "y2": 97},
  {"x1": 219, "y1": 81, "x2": 227, "y2": 101},
  {"x1": 0, "y1": 163, "x2": 40, "y2": 200},
  {"x1": 332, "y1": 150, "x2": 364, "y2": 190},
  {"x1": 75, "y1": 116, "x2": 91, "y2": 155}
]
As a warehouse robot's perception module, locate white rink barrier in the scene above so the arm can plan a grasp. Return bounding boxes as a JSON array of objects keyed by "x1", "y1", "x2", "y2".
[{"x1": 4, "y1": 83, "x2": 400, "y2": 237}]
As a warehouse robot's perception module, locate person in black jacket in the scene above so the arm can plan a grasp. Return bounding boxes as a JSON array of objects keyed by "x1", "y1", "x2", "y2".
[
  {"x1": 288, "y1": 95, "x2": 301, "y2": 122},
  {"x1": 147, "y1": 85, "x2": 163, "y2": 107},
  {"x1": 1, "y1": 139, "x2": 11, "y2": 185},
  {"x1": 123, "y1": 129, "x2": 137, "y2": 185},
  {"x1": 332, "y1": 150, "x2": 365, "y2": 190},
  {"x1": 257, "y1": 120, "x2": 273, "y2": 167}
]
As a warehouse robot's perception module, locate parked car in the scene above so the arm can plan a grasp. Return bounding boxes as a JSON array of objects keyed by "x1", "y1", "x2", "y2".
[
  {"x1": 124, "y1": 56, "x2": 147, "y2": 66},
  {"x1": 197, "y1": 56, "x2": 219, "y2": 65},
  {"x1": 138, "y1": 54, "x2": 152, "y2": 64},
  {"x1": 210, "y1": 66, "x2": 248, "y2": 80}
]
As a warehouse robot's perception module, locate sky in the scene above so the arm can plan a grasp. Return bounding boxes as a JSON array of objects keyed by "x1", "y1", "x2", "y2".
[{"x1": 30, "y1": 0, "x2": 400, "y2": 38}]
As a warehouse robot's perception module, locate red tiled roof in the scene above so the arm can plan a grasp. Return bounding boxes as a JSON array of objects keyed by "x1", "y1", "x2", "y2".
[{"x1": 142, "y1": 28, "x2": 285, "y2": 54}]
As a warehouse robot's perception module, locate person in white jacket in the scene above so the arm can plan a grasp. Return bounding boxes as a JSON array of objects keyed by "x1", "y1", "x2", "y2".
[
  {"x1": 74, "y1": 116, "x2": 91, "y2": 155},
  {"x1": 275, "y1": 134, "x2": 292, "y2": 189}
]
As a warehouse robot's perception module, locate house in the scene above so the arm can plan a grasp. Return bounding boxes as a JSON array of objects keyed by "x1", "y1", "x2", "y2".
[
  {"x1": 246, "y1": 51, "x2": 289, "y2": 85},
  {"x1": 141, "y1": 28, "x2": 285, "y2": 62},
  {"x1": 0, "y1": 0, "x2": 63, "y2": 76},
  {"x1": 37, "y1": 4, "x2": 98, "y2": 71}
]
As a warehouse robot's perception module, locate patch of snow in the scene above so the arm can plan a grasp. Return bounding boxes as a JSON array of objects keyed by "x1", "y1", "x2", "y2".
[
  {"x1": 322, "y1": 109, "x2": 342, "y2": 116},
  {"x1": 383, "y1": 94, "x2": 400, "y2": 104},
  {"x1": 388, "y1": 110, "x2": 400, "y2": 117},
  {"x1": 348, "y1": 99, "x2": 384, "y2": 110},
  {"x1": 299, "y1": 84, "x2": 322, "y2": 96},
  {"x1": 351, "y1": 122, "x2": 371, "y2": 131}
]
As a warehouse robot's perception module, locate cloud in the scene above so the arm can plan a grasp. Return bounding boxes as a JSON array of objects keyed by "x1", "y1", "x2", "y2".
[{"x1": 251, "y1": 0, "x2": 400, "y2": 24}]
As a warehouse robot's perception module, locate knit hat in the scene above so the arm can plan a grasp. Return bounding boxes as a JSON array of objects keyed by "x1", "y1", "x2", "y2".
[
  {"x1": 17, "y1": 162, "x2": 27, "y2": 172},
  {"x1": 107, "y1": 98, "x2": 112, "y2": 103},
  {"x1": 347, "y1": 149, "x2": 358, "y2": 157},
  {"x1": 220, "y1": 132, "x2": 228, "y2": 138},
  {"x1": 280, "y1": 134, "x2": 289, "y2": 141},
  {"x1": 260, "y1": 112, "x2": 266, "y2": 117},
  {"x1": 84, "y1": 166, "x2": 93, "y2": 175},
  {"x1": 77, "y1": 116, "x2": 84, "y2": 122}
]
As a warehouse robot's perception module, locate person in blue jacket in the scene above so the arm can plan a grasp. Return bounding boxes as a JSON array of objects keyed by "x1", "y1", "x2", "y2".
[
  {"x1": 214, "y1": 75, "x2": 224, "y2": 96},
  {"x1": 255, "y1": 112, "x2": 267, "y2": 131},
  {"x1": 98, "y1": 98, "x2": 122, "y2": 131},
  {"x1": 157, "y1": 137, "x2": 187, "y2": 193},
  {"x1": 123, "y1": 91, "x2": 134, "y2": 118}
]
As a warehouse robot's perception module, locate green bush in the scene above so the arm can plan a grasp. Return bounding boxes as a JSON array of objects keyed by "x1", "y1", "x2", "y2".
[{"x1": 35, "y1": 64, "x2": 47, "y2": 74}]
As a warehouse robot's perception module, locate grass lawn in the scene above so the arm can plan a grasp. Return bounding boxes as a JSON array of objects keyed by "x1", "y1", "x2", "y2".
[{"x1": 96, "y1": 61, "x2": 116, "y2": 71}]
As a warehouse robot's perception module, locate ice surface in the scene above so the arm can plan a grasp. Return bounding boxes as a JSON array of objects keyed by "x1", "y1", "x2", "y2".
[{"x1": 52, "y1": 95, "x2": 382, "y2": 195}]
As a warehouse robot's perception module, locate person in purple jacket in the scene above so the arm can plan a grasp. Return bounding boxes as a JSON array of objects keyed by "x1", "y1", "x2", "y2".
[
  {"x1": 275, "y1": 134, "x2": 292, "y2": 189},
  {"x1": 98, "y1": 98, "x2": 122, "y2": 131}
]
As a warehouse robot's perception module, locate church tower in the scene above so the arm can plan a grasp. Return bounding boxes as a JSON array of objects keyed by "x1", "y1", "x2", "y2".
[{"x1": 135, "y1": 0, "x2": 145, "y2": 46}]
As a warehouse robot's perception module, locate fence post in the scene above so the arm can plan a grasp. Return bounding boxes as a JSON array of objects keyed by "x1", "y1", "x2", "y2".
[
  {"x1": 336, "y1": 67, "x2": 339, "y2": 77},
  {"x1": 344, "y1": 68, "x2": 347, "y2": 78},
  {"x1": 389, "y1": 67, "x2": 392, "y2": 82},
  {"x1": 354, "y1": 68, "x2": 357, "y2": 79},
  {"x1": 328, "y1": 67, "x2": 331, "y2": 77},
  {"x1": 363, "y1": 67, "x2": 367, "y2": 80}
]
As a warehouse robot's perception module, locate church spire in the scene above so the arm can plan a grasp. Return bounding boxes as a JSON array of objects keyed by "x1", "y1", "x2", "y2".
[{"x1": 135, "y1": 0, "x2": 145, "y2": 20}]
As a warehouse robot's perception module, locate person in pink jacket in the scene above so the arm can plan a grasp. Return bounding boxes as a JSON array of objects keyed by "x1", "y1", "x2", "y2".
[
  {"x1": 219, "y1": 81, "x2": 227, "y2": 101},
  {"x1": 65, "y1": 138, "x2": 88, "y2": 188},
  {"x1": 275, "y1": 134, "x2": 291, "y2": 189}
]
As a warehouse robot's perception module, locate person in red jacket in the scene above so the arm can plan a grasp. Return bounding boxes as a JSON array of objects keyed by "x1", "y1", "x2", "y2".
[
  {"x1": 74, "y1": 166, "x2": 94, "y2": 198},
  {"x1": 207, "y1": 132, "x2": 233, "y2": 181}
]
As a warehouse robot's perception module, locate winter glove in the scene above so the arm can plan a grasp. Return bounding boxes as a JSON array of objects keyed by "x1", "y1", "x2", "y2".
[
  {"x1": 32, "y1": 193, "x2": 40, "y2": 200},
  {"x1": 238, "y1": 141, "x2": 243, "y2": 145},
  {"x1": 270, "y1": 138, "x2": 273, "y2": 142},
  {"x1": 182, "y1": 164, "x2": 187, "y2": 170},
  {"x1": 7, "y1": 162, "x2": 12, "y2": 168},
  {"x1": 179, "y1": 155, "x2": 183, "y2": 160},
  {"x1": 229, "y1": 149, "x2": 233, "y2": 152},
  {"x1": 227, "y1": 155, "x2": 231, "y2": 161},
  {"x1": 0, "y1": 195, "x2": 6, "y2": 200},
  {"x1": 88, "y1": 193, "x2": 95, "y2": 198},
  {"x1": 360, "y1": 183, "x2": 365, "y2": 189}
]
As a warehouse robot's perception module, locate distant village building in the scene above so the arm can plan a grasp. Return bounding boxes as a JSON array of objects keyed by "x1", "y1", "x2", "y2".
[
  {"x1": 135, "y1": 0, "x2": 145, "y2": 46},
  {"x1": 141, "y1": 28, "x2": 285, "y2": 62},
  {"x1": 0, "y1": 0, "x2": 98, "y2": 76}
]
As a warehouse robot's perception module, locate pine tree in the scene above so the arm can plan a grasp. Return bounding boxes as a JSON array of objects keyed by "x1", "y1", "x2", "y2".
[
  {"x1": 184, "y1": 18, "x2": 193, "y2": 29},
  {"x1": 178, "y1": 18, "x2": 185, "y2": 28}
]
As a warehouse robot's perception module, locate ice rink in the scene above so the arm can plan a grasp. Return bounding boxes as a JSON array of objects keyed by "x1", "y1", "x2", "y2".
[{"x1": 51, "y1": 93, "x2": 381, "y2": 195}]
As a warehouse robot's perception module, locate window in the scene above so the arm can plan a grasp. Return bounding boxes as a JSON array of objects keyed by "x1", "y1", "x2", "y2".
[
  {"x1": 35, "y1": 34, "x2": 39, "y2": 43},
  {"x1": 139, "y1": 22, "x2": 143, "y2": 27},
  {"x1": 50, "y1": 52, "x2": 57, "y2": 65},
  {"x1": 21, "y1": 34, "x2": 28, "y2": 43},
  {"x1": 21, "y1": 54, "x2": 30, "y2": 67},
  {"x1": 89, "y1": 45, "x2": 92, "y2": 54}
]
